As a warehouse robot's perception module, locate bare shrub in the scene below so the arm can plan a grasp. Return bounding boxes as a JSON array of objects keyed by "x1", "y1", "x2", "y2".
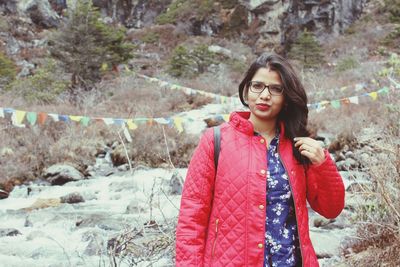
[
  {"x1": 111, "y1": 124, "x2": 198, "y2": 168},
  {"x1": 0, "y1": 120, "x2": 114, "y2": 191},
  {"x1": 341, "y1": 95, "x2": 400, "y2": 266},
  {"x1": 94, "y1": 74, "x2": 213, "y2": 118}
]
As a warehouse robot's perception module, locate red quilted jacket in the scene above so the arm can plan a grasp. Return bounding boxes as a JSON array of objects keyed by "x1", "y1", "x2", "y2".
[{"x1": 176, "y1": 111, "x2": 345, "y2": 267}]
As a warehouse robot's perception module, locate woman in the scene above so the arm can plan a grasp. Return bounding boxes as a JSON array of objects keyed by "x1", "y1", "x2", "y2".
[{"x1": 175, "y1": 53, "x2": 345, "y2": 267}]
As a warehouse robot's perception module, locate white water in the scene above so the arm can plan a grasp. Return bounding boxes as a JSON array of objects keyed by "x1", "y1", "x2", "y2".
[
  {"x1": 0, "y1": 167, "x2": 188, "y2": 267},
  {"x1": 0, "y1": 102, "x2": 354, "y2": 266}
]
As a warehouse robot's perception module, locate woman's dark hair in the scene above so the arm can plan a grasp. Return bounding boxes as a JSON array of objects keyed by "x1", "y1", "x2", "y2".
[{"x1": 239, "y1": 53, "x2": 311, "y2": 166}]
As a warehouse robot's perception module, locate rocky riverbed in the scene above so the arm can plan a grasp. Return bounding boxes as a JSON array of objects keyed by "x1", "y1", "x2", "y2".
[{"x1": 0, "y1": 102, "x2": 373, "y2": 266}]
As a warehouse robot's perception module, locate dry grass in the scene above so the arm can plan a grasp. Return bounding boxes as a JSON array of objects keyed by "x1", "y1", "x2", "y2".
[
  {"x1": 308, "y1": 78, "x2": 400, "y2": 266},
  {"x1": 0, "y1": 71, "x2": 209, "y2": 191},
  {"x1": 111, "y1": 124, "x2": 198, "y2": 168},
  {"x1": 338, "y1": 93, "x2": 400, "y2": 266},
  {"x1": 0, "y1": 120, "x2": 113, "y2": 190}
]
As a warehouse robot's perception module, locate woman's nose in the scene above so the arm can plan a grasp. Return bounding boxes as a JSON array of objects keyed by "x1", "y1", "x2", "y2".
[{"x1": 259, "y1": 88, "x2": 271, "y2": 99}]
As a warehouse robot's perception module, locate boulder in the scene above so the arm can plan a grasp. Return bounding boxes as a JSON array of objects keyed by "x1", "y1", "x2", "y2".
[
  {"x1": 23, "y1": 198, "x2": 61, "y2": 211},
  {"x1": 43, "y1": 164, "x2": 84, "y2": 185},
  {"x1": 169, "y1": 170, "x2": 184, "y2": 195},
  {"x1": 60, "y1": 192, "x2": 85, "y2": 204},
  {"x1": 0, "y1": 189, "x2": 9, "y2": 199},
  {"x1": 126, "y1": 200, "x2": 146, "y2": 214},
  {"x1": 75, "y1": 214, "x2": 127, "y2": 231},
  {"x1": 18, "y1": 0, "x2": 60, "y2": 28},
  {"x1": 82, "y1": 230, "x2": 105, "y2": 256},
  {"x1": 0, "y1": 0, "x2": 19, "y2": 14},
  {"x1": 0, "y1": 228, "x2": 21, "y2": 237}
]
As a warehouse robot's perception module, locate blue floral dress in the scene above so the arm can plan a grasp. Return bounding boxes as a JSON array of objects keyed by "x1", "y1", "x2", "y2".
[{"x1": 256, "y1": 132, "x2": 301, "y2": 267}]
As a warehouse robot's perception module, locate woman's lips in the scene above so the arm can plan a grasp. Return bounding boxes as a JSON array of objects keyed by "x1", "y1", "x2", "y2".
[{"x1": 256, "y1": 104, "x2": 270, "y2": 111}]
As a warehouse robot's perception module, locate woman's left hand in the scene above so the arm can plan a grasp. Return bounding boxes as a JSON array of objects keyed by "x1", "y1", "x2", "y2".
[{"x1": 294, "y1": 137, "x2": 326, "y2": 165}]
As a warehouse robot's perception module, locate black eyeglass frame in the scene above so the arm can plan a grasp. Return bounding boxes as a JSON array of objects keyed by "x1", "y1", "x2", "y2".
[{"x1": 247, "y1": 81, "x2": 284, "y2": 96}]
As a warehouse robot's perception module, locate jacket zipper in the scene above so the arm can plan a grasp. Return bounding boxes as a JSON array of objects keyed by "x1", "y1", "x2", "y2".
[
  {"x1": 277, "y1": 144, "x2": 304, "y2": 267},
  {"x1": 211, "y1": 218, "x2": 219, "y2": 259}
]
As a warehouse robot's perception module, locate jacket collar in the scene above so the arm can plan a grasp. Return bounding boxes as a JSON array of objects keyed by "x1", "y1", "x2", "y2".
[{"x1": 228, "y1": 111, "x2": 286, "y2": 138}]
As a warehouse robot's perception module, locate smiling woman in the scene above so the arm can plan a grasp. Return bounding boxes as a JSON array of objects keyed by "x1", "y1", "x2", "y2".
[{"x1": 176, "y1": 53, "x2": 345, "y2": 267}]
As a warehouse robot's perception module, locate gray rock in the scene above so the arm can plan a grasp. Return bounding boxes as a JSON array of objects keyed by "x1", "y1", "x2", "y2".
[
  {"x1": 117, "y1": 164, "x2": 129, "y2": 172},
  {"x1": 344, "y1": 151, "x2": 355, "y2": 159},
  {"x1": 361, "y1": 145, "x2": 374, "y2": 153},
  {"x1": 43, "y1": 164, "x2": 84, "y2": 185},
  {"x1": 126, "y1": 200, "x2": 146, "y2": 214},
  {"x1": 0, "y1": 228, "x2": 21, "y2": 237},
  {"x1": 0, "y1": 189, "x2": 9, "y2": 199},
  {"x1": 16, "y1": 60, "x2": 35, "y2": 77},
  {"x1": 26, "y1": 230, "x2": 46, "y2": 241},
  {"x1": 169, "y1": 170, "x2": 184, "y2": 195},
  {"x1": 336, "y1": 152, "x2": 346, "y2": 161},
  {"x1": 109, "y1": 180, "x2": 138, "y2": 193},
  {"x1": 338, "y1": 158, "x2": 359, "y2": 170},
  {"x1": 208, "y1": 45, "x2": 233, "y2": 58},
  {"x1": 75, "y1": 214, "x2": 127, "y2": 231},
  {"x1": 0, "y1": 0, "x2": 19, "y2": 14},
  {"x1": 82, "y1": 230, "x2": 105, "y2": 256},
  {"x1": 96, "y1": 166, "x2": 115, "y2": 177},
  {"x1": 309, "y1": 228, "x2": 343, "y2": 258},
  {"x1": 60, "y1": 192, "x2": 85, "y2": 204},
  {"x1": 64, "y1": 0, "x2": 366, "y2": 58},
  {"x1": 336, "y1": 160, "x2": 346, "y2": 171},
  {"x1": 24, "y1": 216, "x2": 33, "y2": 227},
  {"x1": 342, "y1": 144, "x2": 350, "y2": 152},
  {"x1": 5, "y1": 36, "x2": 21, "y2": 55},
  {"x1": 312, "y1": 217, "x2": 333, "y2": 228},
  {"x1": 358, "y1": 152, "x2": 371, "y2": 164},
  {"x1": 339, "y1": 170, "x2": 369, "y2": 182},
  {"x1": 19, "y1": 0, "x2": 60, "y2": 28},
  {"x1": 240, "y1": 0, "x2": 281, "y2": 11}
]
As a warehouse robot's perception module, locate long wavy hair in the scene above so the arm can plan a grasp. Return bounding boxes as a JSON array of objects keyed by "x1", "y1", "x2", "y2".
[{"x1": 238, "y1": 53, "x2": 311, "y2": 166}]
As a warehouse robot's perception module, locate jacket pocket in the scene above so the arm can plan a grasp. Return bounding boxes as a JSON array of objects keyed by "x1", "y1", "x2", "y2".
[{"x1": 211, "y1": 218, "x2": 219, "y2": 259}]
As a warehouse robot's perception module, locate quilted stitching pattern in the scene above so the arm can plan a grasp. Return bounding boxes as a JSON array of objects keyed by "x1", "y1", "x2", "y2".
[{"x1": 176, "y1": 112, "x2": 345, "y2": 267}]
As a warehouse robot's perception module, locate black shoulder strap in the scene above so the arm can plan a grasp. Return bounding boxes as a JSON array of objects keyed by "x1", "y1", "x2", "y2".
[{"x1": 213, "y1": 126, "x2": 221, "y2": 171}]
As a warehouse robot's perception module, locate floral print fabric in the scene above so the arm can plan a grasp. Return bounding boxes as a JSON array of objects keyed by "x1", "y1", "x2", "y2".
[{"x1": 258, "y1": 132, "x2": 301, "y2": 267}]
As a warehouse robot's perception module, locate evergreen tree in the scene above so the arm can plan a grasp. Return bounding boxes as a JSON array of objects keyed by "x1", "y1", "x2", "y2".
[
  {"x1": 168, "y1": 44, "x2": 217, "y2": 77},
  {"x1": 288, "y1": 29, "x2": 324, "y2": 69},
  {"x1": 0, "y1": 52, "x2": 16, "y2": 90},
  {"x1": 49, "y1": 0, "x2": 134, "y2": 89},
  {"x1": 383, "y1": 0, "x2": 400, "y2": 23}
]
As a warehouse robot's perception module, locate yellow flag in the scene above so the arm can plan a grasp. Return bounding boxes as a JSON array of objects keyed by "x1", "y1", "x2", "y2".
[
  {"x1": 223, "y1": 114, "x2": 230, "y2": 122},
  {"x1": 101, "y1": 63, "x2": 108, "y2": 71},
  {"x1": 69, "y1": 116, "x2": 83, "y2": 122},
  {"x1": 126, "y1": 119, "x2": 138, "y2": 130},
  {"x1": 174, "y1": 117, "x2": 184, "y2": 133},
  {"x1": 15, "y1": 110, "x2": 26, "y2": 124},
  {"x1": 369, "y1": 91, "x2": 378, "y2": 100}
]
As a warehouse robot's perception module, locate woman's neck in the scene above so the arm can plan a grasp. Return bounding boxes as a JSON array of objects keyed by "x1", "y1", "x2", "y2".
[{"x1": 249, "y1": 114, "x2": 277, "y2": 137}]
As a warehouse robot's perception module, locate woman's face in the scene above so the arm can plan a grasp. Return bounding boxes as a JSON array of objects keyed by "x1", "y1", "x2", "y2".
[{"x1": 246, "y1": 67, "x2": 285, "y2": 123}]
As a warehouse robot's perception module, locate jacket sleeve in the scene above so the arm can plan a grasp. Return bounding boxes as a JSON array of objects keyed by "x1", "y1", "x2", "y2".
[
  {"x1": 306, "y1": 150, "x2": 345, "y2": 219},
  {"x1": 175, "y1": 128, "x2": 215, "y2": 266}
]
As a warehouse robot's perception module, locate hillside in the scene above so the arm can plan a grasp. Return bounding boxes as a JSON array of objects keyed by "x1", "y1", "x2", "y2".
[{"x1": 0, "y1": 0, "x2": 399, "y2": 266}]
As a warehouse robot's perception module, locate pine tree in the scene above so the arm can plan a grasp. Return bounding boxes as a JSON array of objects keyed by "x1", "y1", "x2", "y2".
[
  {"x1": 288, "y1": 29, "x2": 324, "y2": 69},
  {"x1": 49, "y1": 0, "x2": 134, "y2": 89}
]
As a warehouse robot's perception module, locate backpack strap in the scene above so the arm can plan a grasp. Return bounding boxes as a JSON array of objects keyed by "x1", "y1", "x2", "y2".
[{"x1": 213, "y1": 126, "x2": 221, "y2": 171}]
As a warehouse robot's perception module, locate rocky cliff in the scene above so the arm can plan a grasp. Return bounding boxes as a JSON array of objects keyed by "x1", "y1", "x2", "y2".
[
  {"x1": 83, "y1": 0, "x2": 367, "y2": 52},
  {"x1": 0, "y1": 0, "x2": 367, "y2": 77}
]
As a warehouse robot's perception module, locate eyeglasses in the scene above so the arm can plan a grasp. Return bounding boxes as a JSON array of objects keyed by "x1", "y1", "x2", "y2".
[{"x1": 248, "y1": 81, "x2": 284, "y2": 96}]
